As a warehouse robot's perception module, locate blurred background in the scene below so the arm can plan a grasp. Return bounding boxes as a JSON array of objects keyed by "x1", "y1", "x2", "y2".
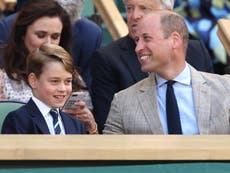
[{"x1": 0, "y1": 0, "x2": 229, "y2": 74}]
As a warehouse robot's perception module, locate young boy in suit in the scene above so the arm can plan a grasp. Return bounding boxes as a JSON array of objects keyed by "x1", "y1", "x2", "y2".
[{"x1": 1, "y1": 44, "x2": 86, "y2": 134}]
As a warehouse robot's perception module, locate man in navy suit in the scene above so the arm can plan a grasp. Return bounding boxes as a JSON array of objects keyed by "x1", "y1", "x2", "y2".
[{"x1": 91, "y1": 0, "x2": 214, "y2": 133}]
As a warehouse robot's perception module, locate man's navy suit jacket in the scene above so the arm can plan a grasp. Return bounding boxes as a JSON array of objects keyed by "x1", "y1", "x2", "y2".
[
  {"x1": 91, "y1": 35, "x2": 214, "y2": 133},
  {"x1": 1, "y1": 99, "x2": 86, "y2": 134},
  {"x1": 72, "y1": 17, "x2": 102, "y2": 90}
]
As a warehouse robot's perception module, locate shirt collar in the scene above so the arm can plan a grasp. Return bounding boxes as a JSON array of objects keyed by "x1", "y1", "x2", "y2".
[
  {"x1": 32, "y1": 96, "x2": 59, "y2": 116},
  {"x1": 156, "y1": 63, "x2": 191, "y2": 87}
]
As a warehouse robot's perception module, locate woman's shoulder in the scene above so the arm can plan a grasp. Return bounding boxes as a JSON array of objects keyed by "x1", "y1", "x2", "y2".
[{"x1": 0, "y1": 69, "x2": 32, "y2": 102}]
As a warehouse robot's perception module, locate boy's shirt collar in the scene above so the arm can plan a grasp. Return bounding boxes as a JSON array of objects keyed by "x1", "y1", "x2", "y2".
[{"x1": 31, "y1": 96, "x2": 58, "y2": 116}]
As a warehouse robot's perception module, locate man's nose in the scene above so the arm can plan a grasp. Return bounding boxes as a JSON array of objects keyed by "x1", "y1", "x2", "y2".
[
  {"x1": 135, "y1": 40, "x2": 144, "y2": 54},
  {"x1": 132, "y1": 8, "x2": 143, "y2": 20}
]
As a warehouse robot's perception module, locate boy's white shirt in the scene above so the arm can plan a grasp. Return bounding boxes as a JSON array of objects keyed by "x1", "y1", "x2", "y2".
[{"x1": 32, "y1": 96, "x2": 66, "y2": 134}]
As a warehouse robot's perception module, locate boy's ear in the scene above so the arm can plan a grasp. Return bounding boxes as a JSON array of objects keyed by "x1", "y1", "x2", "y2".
[{"x1": 28, "y1": 73, "x2": 37, "y2": 89}]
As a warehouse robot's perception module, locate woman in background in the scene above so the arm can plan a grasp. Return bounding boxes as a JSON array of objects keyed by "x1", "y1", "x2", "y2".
[
  {"x1": 0, "y1": 0, "x2": 97, "y2": 133},
  {"x1": 0, "y1": 0, "x2": 71, "y2": 102}
]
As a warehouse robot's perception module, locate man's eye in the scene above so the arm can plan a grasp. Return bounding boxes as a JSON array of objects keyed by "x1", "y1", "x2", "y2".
[
  {"x1": 140, "y1": 6, "x2": 147, "y2": 10},
  {"x1": 126, "y1": 6, "x2": 133, "y2": 12},
  {"x1": 142, "y1": 7, "x2": 152, "y2": 14},
  {"x1": 143, "y1": 36, "x2": 151, "y2": 41},
  {"x1": 134, "y1": 38, "x2": 139, "y2": 43}
]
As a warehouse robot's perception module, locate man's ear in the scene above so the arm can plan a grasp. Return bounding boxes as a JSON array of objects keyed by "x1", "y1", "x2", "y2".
[
  {"x1": 28, "y1": 73, "x2": 37, "y2": 89},
  {"x1": 170, "y1": 31, "x2": 182, "y2": 49}
]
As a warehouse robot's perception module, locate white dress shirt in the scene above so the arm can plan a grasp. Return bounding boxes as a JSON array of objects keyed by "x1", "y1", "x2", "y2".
[
  {"x1": 156, "y1": 63, "x2": 199, "y2": 134},
  {"x1": 32, "y1": 96, "x2": 66, "y2": 135}
]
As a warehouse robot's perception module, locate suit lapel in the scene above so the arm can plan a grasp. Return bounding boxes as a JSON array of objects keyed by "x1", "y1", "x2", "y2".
[
  {"x1": 26, "y1": 99, "x2": 50, "y2": 134},
  {"x1": 137, "y1": 74, "x2": 164, "y2": 134},
  {"x1": 190, "y1": 66, "x2": 210, "y2": 134},
  {"x1": 60, "y1": 112, "x2": 74, "y2": 134},
  {"x1": 119, "y1": 35, "x2": 148, "y2": 82}
]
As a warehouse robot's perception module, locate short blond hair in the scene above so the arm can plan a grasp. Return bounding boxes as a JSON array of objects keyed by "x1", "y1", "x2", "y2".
[
  {"x1": 159, "y1": 11, "x2": 189, "y2": 49},
  {"x1": 27, "y1": 44, "x2": 74, "y2": 78}
]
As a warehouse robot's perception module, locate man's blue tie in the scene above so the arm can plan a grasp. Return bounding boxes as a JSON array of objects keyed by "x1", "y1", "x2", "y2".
[
  {"x1": 50, "y1": 109, "x2": 61, "y2": 134},
  {"x1": 166, "y1": 80, "x2": 182, "y2": 134}
]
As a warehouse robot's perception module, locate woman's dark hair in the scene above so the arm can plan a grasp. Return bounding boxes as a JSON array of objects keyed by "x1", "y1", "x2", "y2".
[{"x1": 3, "y1": 0, "x2": 72, "y2": 81}]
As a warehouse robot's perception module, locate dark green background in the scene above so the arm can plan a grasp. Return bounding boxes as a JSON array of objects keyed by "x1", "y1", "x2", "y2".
[{"x1": 0, "y1": 162, "x2": 229, "y2": 173}]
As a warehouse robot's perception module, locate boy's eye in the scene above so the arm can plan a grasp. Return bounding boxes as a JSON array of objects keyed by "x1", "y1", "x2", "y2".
[
  {"x1": 65, "y1": 79, "x2": 72, "y2": 85},
  {"x1": 51, "y1": 80, "x2": 58, "y2": 84}
]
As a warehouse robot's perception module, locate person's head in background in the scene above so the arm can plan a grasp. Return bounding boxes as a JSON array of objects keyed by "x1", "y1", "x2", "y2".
[
  {"x1": 3, "y1": 0, "x2": 71, "y2": 82},
  {"x1": 122, "y1": 0, "x2": 174, "y2": 39},
  {"x1": 134, "y1": 11, "x2": 189, "y2": 80},
  {"x1": 55, "y1": 0, "x2": 84, "y2": 25},
  {"x1": 13, "y1": 0, "x2": 84, "y2": 25},
  {"x1": 27, "y1": 43, "x2": 74, "y2": 109}
]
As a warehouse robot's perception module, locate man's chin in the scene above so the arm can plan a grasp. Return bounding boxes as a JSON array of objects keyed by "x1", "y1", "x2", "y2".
[
  {"x1": 128, "y1": 31, "x2": 136, "y2": 39},
  {"x1": 141, "y1": 67, "x2": 151, "y2": 73}
]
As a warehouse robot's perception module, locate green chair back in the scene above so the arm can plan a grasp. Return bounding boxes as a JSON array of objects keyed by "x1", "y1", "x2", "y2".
[{"x1": 0, "y1": 101, "x2": 25, "y2": 132}]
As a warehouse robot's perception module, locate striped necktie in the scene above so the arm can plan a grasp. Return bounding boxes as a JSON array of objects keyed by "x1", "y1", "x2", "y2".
[{"x1": 50, "y1": 109, "x2": 61, "y2": 134}]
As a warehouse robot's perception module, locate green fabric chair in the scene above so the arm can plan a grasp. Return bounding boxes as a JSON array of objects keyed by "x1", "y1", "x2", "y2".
[{"x1": 0, "y1": 101, "x2": 25, "y2": 132}]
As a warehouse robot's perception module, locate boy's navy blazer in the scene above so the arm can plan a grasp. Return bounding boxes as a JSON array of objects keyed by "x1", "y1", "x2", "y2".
[{"x1": 1, "y1": 99, "x2": 86, "y2": 134}]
